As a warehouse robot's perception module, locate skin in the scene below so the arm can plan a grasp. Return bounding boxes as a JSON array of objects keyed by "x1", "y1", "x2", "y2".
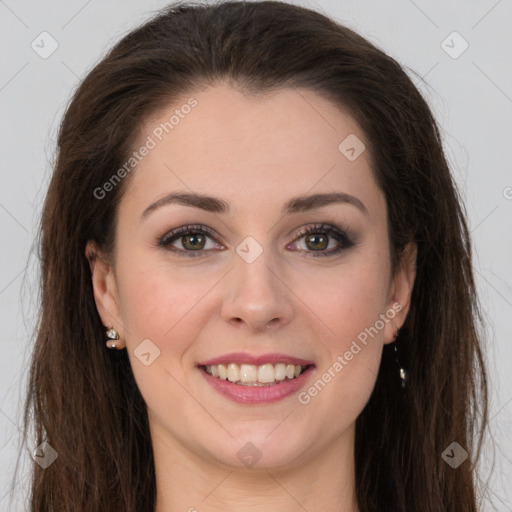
[{"x1": 86, "y1": 84, "x2": 416, "y2": 512}]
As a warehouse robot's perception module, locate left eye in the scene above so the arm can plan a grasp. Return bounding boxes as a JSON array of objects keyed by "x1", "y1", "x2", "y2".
[
  {"x1": 157, "y1": 223, "x2": 354, "y2": 258},
  {"x1": 287, "y1": 223, "x2": 355, "y2": 257}
]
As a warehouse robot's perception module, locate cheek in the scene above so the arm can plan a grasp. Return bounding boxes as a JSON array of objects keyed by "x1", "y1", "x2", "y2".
[
  {"x1": 114, "y1": 254, "x2": 222, "y2": 389},
  {"x1": 303, "y1": 248, "x2": 390, "y2": 401},
  {"x1": 298, "y1": 263, "x2": 389, "y2": 431},
  {"x1": 116, "y1": 256, "x2": 206, "y2": 336},
  {"x1": 306, "y1": 254, "x2": 390, "y2": 342},
  {"x1": 115, "y1": 259, "x2": 208, "y2": 405}
]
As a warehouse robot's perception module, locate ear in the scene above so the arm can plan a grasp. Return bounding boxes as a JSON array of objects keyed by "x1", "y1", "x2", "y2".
[
  {"x1": 85, "y1": 240, "x2": 126, "y2": 348},
  {"x1": 383, "y1": 241, "x2": 417, "y2": 345}
]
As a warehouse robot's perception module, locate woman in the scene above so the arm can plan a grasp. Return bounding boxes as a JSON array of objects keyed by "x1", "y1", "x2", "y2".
[{"x1": 18, "y1": 1, "x2": 489, "y2": 510}]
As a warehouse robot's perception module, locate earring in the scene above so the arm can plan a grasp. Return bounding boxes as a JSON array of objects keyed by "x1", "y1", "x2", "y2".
[
  {"x1": 105, "y1": 327, "x2": 120, "y2": 349},
  {"x1": 393, "y1": 329, "x2": 408, "y2": 388}
]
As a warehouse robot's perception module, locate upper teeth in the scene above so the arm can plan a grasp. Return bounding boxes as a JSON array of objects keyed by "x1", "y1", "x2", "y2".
[{"x1": 204, "y1": 363, "x2": 306, "y2": 385}]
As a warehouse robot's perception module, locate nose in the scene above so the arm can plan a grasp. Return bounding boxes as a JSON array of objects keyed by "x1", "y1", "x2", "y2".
[{"x1": 220, "y1": 243, "x2": 294, "y2": 333}]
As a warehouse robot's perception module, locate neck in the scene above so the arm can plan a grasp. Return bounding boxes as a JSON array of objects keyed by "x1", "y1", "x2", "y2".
[{"x1": 153, "y1": 423, "x2": 360, "y2": 512}]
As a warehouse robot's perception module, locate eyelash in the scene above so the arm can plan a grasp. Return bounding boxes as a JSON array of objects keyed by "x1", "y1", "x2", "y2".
[{"x1": 157, "y1": 223, "x2": 356, "y2": 258}]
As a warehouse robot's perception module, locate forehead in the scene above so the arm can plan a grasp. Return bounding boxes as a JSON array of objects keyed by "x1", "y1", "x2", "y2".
[{"x1": 120, "y1": 84, "x2": 384, "y2": 219}]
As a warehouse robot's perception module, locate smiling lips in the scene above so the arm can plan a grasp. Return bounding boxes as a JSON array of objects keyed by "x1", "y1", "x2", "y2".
[
  {"x1": 202, "y1": 362, "x2": 308, "y2": 385},
  {"x1": 197, "y1": 351, "x2": 315, "y2": 367},
  {"x1": 197, "y1": 351, "x2": 314, "y2": 385},
  {"x1": 197, "y1": 352, "x2": 316, "y2": 404}
]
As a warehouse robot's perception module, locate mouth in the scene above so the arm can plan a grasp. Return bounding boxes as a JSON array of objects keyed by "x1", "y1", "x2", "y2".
[
  {"x1": 199, "y1": 362, "x2": 312, "y2": 386},
  {"x1": 197, "y1": 361, "x2": 316, "y2": 404}
]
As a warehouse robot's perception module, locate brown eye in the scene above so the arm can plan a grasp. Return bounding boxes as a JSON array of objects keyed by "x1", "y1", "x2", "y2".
[
  {"x1": 158, "y1": 225, "x2": 223, "y2": 258},
  {"x1": 290, "y1": 223, "x2": 355, "y2": 258},
  {"x1": 304, "y1": 232, "x2": 329, "y2": 251},
  {"x1": 181, "y1": 232, "x2": 207, "y2": 251}
]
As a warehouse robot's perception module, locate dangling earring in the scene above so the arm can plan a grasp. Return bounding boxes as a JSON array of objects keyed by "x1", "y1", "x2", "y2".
[
  {"x1": 393, "y1": 328, "x2": 408, "y2": 388},
  {"x1": 105, "y1": 327, "x2": 120, "y2": 349}
]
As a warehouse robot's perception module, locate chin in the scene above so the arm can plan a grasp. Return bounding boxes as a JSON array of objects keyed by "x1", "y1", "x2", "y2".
[{"x1": 203, "y1": 429, "x2": 311, "y2": 470}]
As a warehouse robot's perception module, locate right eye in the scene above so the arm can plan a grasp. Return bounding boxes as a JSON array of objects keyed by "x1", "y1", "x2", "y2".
[{"x1": 157, "y1": 224, "x2": 224, "y2": 257}]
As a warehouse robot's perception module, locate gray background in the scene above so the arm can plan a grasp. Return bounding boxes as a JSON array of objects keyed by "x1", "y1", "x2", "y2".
[{"x1": 1, "y1": 0, "x2": 511, "y2": 510}]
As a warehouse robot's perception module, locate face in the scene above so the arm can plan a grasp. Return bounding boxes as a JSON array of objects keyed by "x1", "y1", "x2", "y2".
[{"x1": 87, "y1": 84, "x2": 416, "y2": 470}]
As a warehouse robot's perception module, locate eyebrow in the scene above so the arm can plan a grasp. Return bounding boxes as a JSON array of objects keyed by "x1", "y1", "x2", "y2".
[{"x1": 140, "y1": 191, "x2": 369, "y2": 220}]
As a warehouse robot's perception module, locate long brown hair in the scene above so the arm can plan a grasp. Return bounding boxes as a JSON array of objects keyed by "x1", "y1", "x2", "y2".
[{"x1": 16, "y1": 1, "x2": 488, "y2": 510}]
